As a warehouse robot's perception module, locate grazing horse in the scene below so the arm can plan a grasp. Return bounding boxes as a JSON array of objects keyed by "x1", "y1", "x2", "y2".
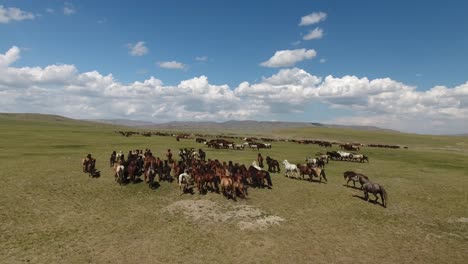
[
  {"x1": 282, "y1": 160, "x2": 298, "y2": 178},
  {"x1": 266, "y1": 156, "x2": 281, "y2": 173},
  {"x1": 362, "y1": 182, "x2": 388, "y2": 208},
  {"x1": 343, "y1": 171, "x2": 369, "y2": 189}
]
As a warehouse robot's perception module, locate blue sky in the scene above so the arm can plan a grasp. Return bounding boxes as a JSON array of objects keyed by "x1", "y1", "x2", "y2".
[{"x1": 1, "y1": 0, "x2": 468, "y2": 134}]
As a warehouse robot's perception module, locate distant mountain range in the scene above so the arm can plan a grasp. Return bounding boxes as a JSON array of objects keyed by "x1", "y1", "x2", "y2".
[{"x1": 87, "y1": 119, "x2": 398, "y2": 133}]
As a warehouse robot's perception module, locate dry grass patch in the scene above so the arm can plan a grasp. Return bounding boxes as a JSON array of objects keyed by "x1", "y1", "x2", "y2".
[{"x1": 166, "y1": 199, "x2": 285, "y2": 231}]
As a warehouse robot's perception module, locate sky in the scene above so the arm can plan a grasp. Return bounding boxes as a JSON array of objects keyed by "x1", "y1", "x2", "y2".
[{"x1": 1, "y1": 0, "x2": 468, "y2": 134}]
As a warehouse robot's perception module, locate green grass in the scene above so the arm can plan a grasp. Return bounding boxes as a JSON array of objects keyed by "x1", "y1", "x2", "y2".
[{"x1": 0, "y1": 114, "x2": 467, "y2": 263}]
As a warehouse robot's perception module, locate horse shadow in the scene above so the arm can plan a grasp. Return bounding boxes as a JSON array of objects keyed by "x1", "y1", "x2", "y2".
[
  {"x1": 131, "y1": 178, "x2": 143, "y2": 184},
  {"x1": 90, "y1": 170, "x2": 101, "y2": 178},
  {"x1": 343, "y1": 184, "x2": 361, "y2": 190},
  {"x1": 149, "y1": 182, "x2": 161, "y2": 190},
  {"x1": 352, "y1": 194, "x2": 384, "y2": 207}
]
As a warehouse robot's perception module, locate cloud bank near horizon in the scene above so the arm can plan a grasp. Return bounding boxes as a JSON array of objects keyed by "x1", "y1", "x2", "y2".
[{"x1": 1, "y1": 46, "x2": 467, "y2": 134}]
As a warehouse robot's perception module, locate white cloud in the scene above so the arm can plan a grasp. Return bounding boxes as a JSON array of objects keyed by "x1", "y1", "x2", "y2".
[
  {"x1": 260, "y1": 49, "x2": 317, "y2": 68},
  {"x1": 303, "y1": 27, "x2": 324, "y2": 40},
  {"x1": 195, "y1": 56, "x2": 208, "y2": 62},
  {"x1": 320, "y1": 58, "x2": 326, "y2": 63},
  {"x1": 0, "y1": 46, "x2": 20, "y2": 67},
  {"x1": 1, "y1": 46, "x2": 468, "y2": 134},
  {"x1": 63, "y1": 3, "x2": 76, "y2": 15},
  {"x1": 299, "y1": 12, "x2": 327, "y2": 26},
  {"x1": 0, "y1": 5, "x2": 35, "y2": 23},
  {"x1": 127, "y1": 41, "x2": 148, "y2": 56},
  {"x1": 46, "y1": 8, "x2": 54, "y2": 14},
  {"x1": 158, "y1": 61, "x2": 186, "y2": 69}
]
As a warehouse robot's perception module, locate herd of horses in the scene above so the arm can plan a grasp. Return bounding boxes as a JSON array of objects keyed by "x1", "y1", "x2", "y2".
[
  {"x1": 82, "y1": 143, "x2": 388, "y2": 207},
  {"x1": 101, "y1": 148, "x2": 275, "y2": 201}
]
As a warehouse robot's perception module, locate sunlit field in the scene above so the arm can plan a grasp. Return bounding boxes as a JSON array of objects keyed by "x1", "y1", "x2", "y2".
[{"x1": 1, "y1": 114, "x2": 467, "y2": 263}]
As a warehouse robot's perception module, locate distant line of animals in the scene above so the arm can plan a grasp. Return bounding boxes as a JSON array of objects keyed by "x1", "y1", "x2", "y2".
[
  {"x1": 114, "y1": 130, "x2": 407, "y2": 150},
  {"x1": 81, "y1": 144, "x2": 388, "y2": 208}
]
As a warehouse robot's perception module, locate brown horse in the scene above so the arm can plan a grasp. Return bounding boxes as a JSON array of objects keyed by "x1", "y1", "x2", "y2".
[
  {"x1": 232, "y1": 172, "x2": 247, "y2": 199},
  {"x1": 217, "y1": 168, "x2": 235, "y2": 200},
  {"x1": 343, "y1": 171, "x2": 369, "y2": 189},
  {"x1": 191, "y1": 167, "x2": 206, "y2": 194},
  {"x1": 126, "y1": 159, "x2": 138, "y2": 183},
  {"x1": 82, "y1": 157, "x2": 96, "y2": 177},
  {"x1": 297, "y1": 164, "x2": 327, "y2": 183},
  {"x1": 247, "y1": 166, "x2": 272, "y2": 188}
]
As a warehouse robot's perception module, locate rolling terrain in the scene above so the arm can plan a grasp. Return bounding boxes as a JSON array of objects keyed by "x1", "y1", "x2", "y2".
[{"x1": 0, "y1": 113, "x2": 467, "y2": 264}]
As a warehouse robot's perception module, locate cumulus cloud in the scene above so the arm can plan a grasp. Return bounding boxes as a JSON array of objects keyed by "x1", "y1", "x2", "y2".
[
  {"x1": 260, "y1": 49, "x2": 317, "y2": 68},
  {"x1": 299, "y1": 12, "x2": 327, "y2": 26},
  {"x1": 0, "y1": 5, "x2": 35, "y2": 23},
  {"x1": 303, "y1": 27, "x2": 324, "y2": 40},
  {"x1": 127, "y1": 41, "x2": 148, "y2": 56},
  {"x1": 158, "y1": 61, "x2": 186, "y2": 69},
  {"x1": 1, "y1": 46, "x2": 467, "y2": 134}
]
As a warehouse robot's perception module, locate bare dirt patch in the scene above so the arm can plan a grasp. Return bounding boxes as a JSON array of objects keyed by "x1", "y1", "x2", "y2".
[
  {"x1": 166, "y1": 199, "x2": 285, "y2": 231},
  {"x1": 448, "y1": 217, "x2": 468, "y2": 223}
]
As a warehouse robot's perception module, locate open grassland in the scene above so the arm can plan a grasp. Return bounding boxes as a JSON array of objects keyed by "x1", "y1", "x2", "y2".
[{"x1": 0, "y1": 114, "x2": 467, "y2": 263}]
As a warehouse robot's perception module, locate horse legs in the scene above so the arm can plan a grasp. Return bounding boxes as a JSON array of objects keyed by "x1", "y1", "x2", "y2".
[
  {"x1": 364, "y1": 190, "x2": 369, "y2": 201},
  {"x1": 372, "y1": 193, "x2": 379, "y2": 203}
]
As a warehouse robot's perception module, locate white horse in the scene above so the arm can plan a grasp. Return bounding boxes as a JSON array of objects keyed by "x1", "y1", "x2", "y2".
[
  {"x1": 337, "y1": 151, "x2": 351, "y2": 161},
  {"x1": 114, "y1": 163, "x2": 125, "y2": 184},
  {"x1": 252, "y1": 161, "x2": 263, "y2": 171},
  {"x1": 234, "y1": 144, "x2": 244, "y2": 150},
  {"x1": 306, "y1": 157, "x2": 318, "y2": 167},
  {"x1": 282, "y1": 160, "x2": 298, "y2": 178},
  {"x1": 178, "y1": 171, "x2": 193, "y2": 194}
]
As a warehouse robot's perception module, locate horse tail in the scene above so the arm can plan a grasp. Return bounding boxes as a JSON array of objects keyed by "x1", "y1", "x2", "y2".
[{"x1": 380, "y1": 185, "x2": 388, "y2": 208}]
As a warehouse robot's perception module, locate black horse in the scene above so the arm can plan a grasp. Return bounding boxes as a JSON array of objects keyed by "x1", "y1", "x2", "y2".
[{"x1": 266, "y1": 156, "x2": 281, "y2": 173}]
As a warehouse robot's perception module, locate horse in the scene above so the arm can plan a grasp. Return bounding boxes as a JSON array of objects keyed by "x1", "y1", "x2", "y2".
[
  {"x1": 343, "y1": 171, "x2": 369, "y2": 189},
  {"x1": 126, "y1": 159, "x2": 138, "y2": 183},
  {"x1": 114, "y1": 162, "x2": 125, "y2": 185},
  {"x1": 282, "y1": 160, "x2": 298, "y2": 178},
  {"x1": 362, "y1": 181, "x2": 388, "y2": 208},
  {"x1": 198, "y1": 149, "x2": 206, "y2": 161},
  {"x1": 266, "y1": 156, "x2": 281, "y2": 173},
  {"x1": 350, "y1": 154, "x2": 369, "y2": 162},
  {"x1": 218, "y1": 168, "x2": 235, "y2": 200},
  {"x1": 232, "y1": 171, "x2": 248, "y2": 199},
  {"x1": 82, "y1": 157, "x2": 96, "y2": 177},
  {"x1": 247, "y1": 165, "x2": 272, "y2": 188},
  {"x1": 109, "y1": 151, "x2": 116, "y2": 167},
  {"x1": 178, "y1": 171, "x2": 194, "y2": 194},
  {"x1": 297, "y1": 164, "x2": 327, "y2": 182},
  {"x1": 191, "y1": 167, "x2": 206, "y2": 194},
  {"x1": 145, "y1": 159, "x2": 157, "y2": 188}
]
